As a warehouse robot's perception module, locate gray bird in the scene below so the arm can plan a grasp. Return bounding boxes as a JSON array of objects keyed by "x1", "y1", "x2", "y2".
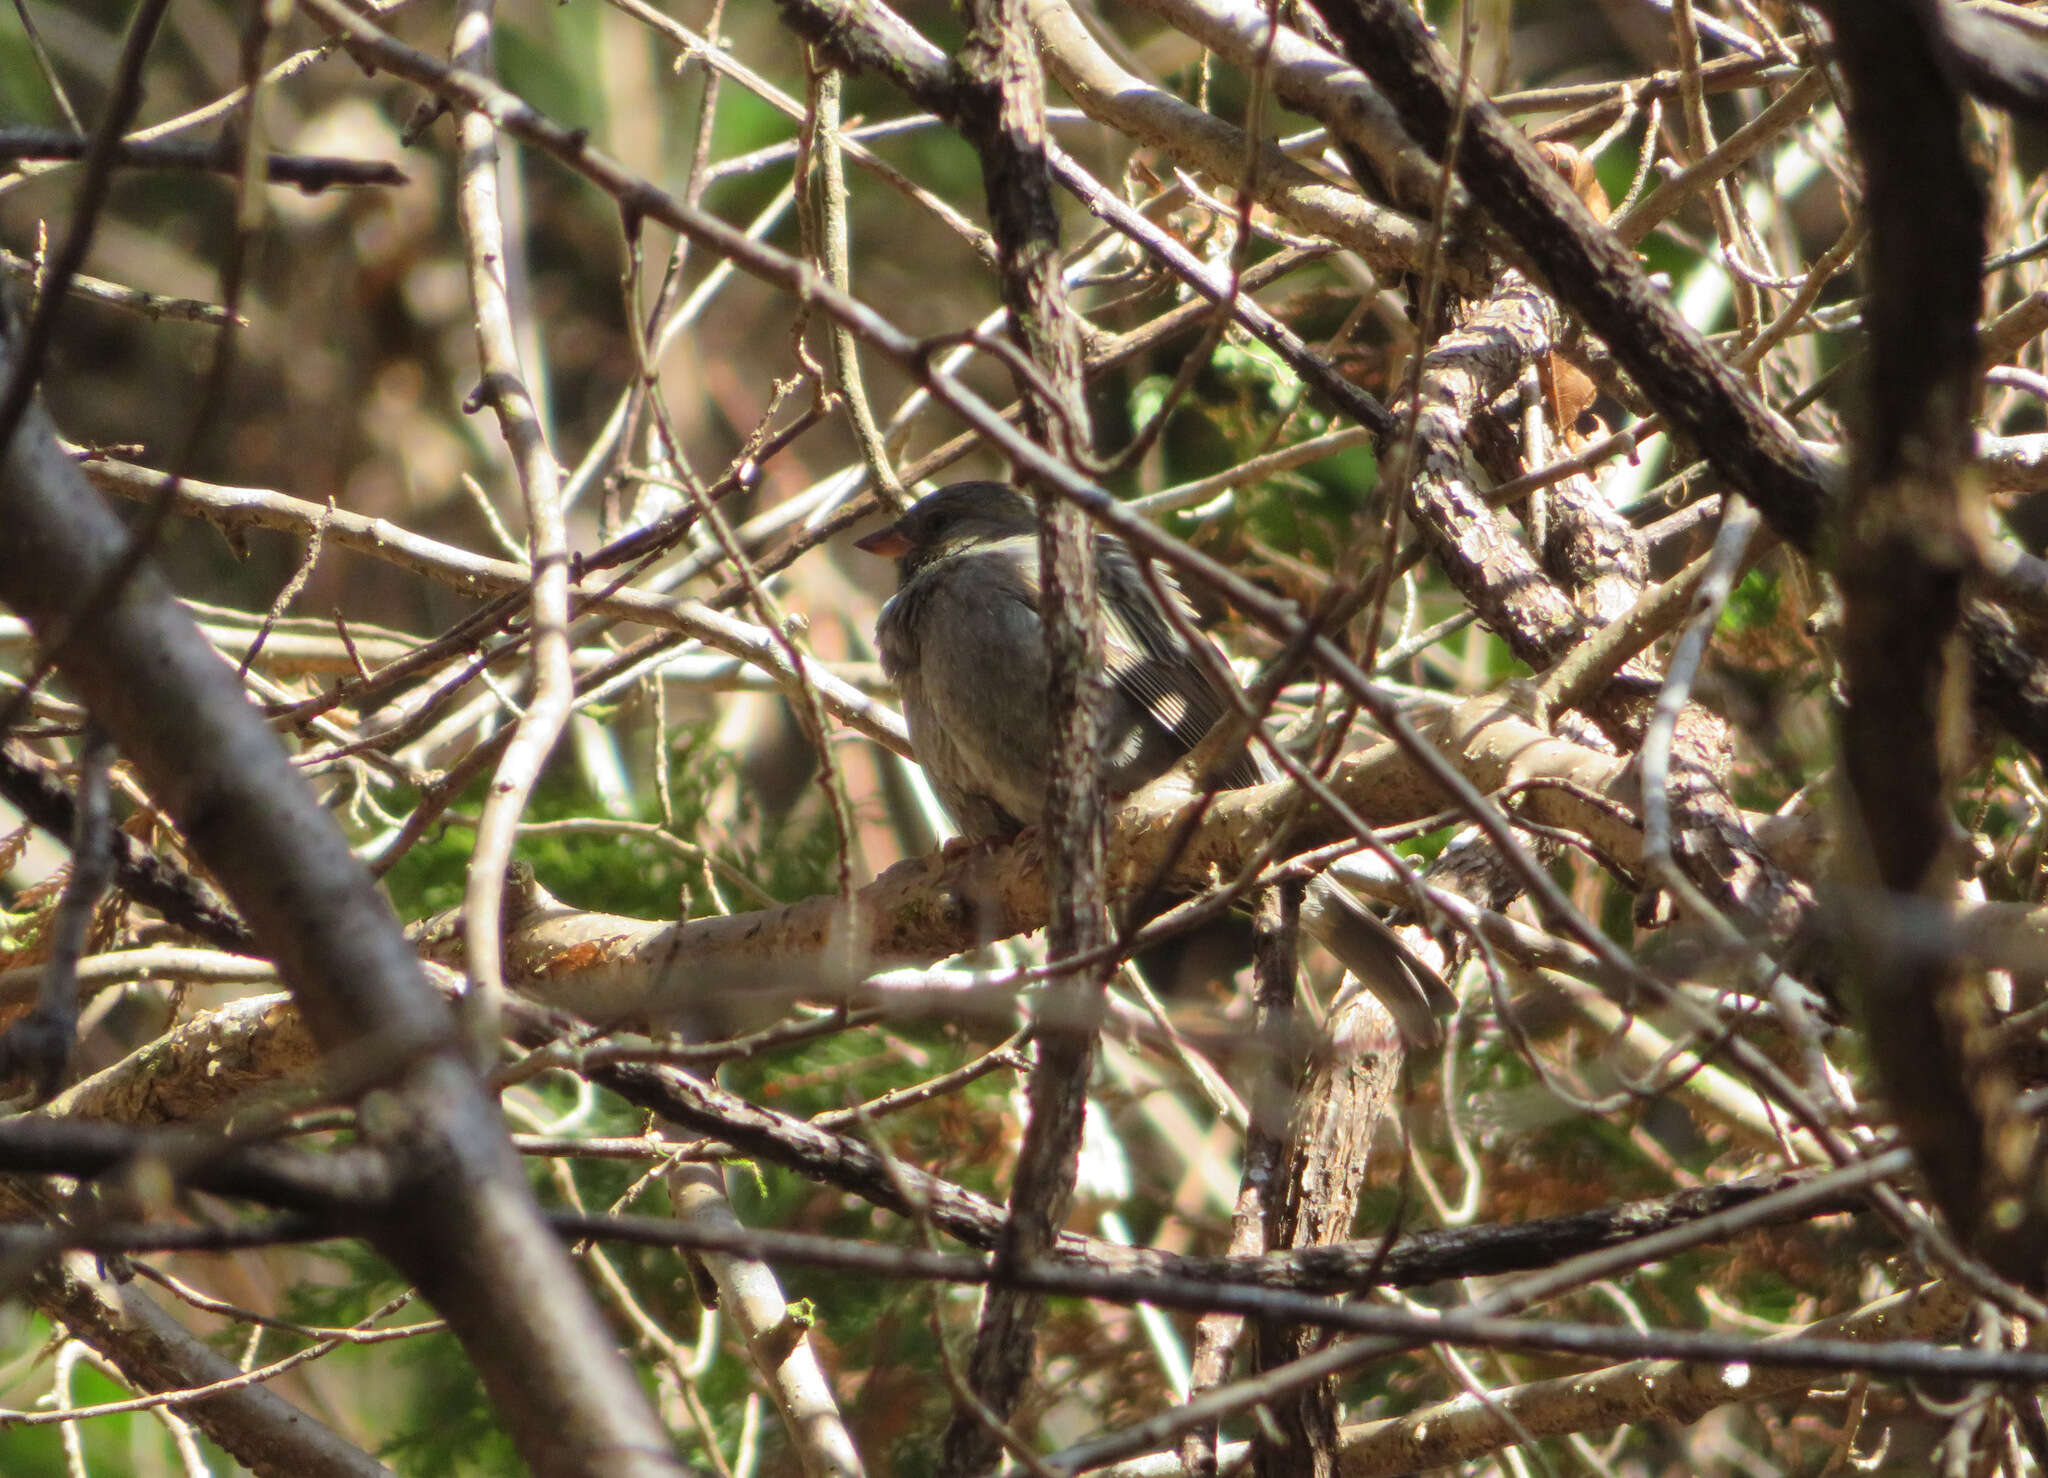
[{"x1": 857, "y1": 481, "x2": 1455, "y2": 1048}]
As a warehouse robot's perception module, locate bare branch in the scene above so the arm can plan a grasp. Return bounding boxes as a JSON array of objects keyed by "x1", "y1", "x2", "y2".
[{"x1": 0, "y1": 319, "x2": 688, "y2": 1474}]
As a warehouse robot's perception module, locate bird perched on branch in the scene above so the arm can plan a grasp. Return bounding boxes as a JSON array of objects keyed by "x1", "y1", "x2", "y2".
[{"x1": 856, "y1": 480, "x2": 1455, "y2": 1047}]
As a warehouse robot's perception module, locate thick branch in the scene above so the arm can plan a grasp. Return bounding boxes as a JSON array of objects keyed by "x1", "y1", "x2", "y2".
[
  {"x1": 942, "y1": 1, "x2": 1106, "y2": 1468},
  {"x1": 436, "y1": 694, "x2": 1646, "y2": 1023},
  {"x1": 1304, "y1": 0, "x2": 2048, "y2": 766},
  {"x1": 0, "y1": 326, "x2": 686, "y2": 1473},
  {"x1": 1819, "y1": 0, "x2": 2035, "y2": 1285},
  {"x1": 29, "y1": 1254, "x2": 395, "y2": 1478}
]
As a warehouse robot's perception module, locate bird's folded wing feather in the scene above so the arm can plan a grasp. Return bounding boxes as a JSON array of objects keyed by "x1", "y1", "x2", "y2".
[{"x1": 1096, "y1": 542, "x2": 1262, "y2": 792}]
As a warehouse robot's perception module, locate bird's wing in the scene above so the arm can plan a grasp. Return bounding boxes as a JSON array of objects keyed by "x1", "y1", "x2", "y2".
[{"x1": 1095, "y1": 539, "x2": 1262, "y2": 792}]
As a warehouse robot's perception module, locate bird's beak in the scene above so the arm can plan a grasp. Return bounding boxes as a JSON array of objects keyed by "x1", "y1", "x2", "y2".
[{"x1": 854, "y1": 525, "x2": 912, "y2": 558}]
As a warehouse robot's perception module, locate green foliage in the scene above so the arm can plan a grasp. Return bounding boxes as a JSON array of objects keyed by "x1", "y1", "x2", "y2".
[
  {"x1": 700, "y1": 84, "x2": 804, "y2": 224},
  {"x1": 1208, "y1": 337, "x2": 1307, "y2": 423},
  {"x1": 275, "y1": 1241, "x2": 411, "y2": 1331},
  {"x1": 377, "y1": 778, "x2": 498, "y2": 922},
  {"x1": 497, "y1": 5, "x2": 604, "y2": 136},
  {"x1": 380, "y1": 726, "x2": 838, "y2": 925},
  {"x1": 0, "y1": 1325, "x2": 229, "y2": 1477},
  {"x1": 376, "y1": 1331, "x2": 522, "y2": 1477},
  {"x1": 704, "y1": 1020, "x2": 1016, "y2": 1468},
  {"x1": 0, "y1": 907, "x2": 43, "y2": 955},
  {"x1": 1396, "y1": 820, "x2": 1459, "y2": 866},
  {"x1": 1136, "y1": 336, "x2": 1384, "y2": 572},
  {"x1": 357, "y1": 725, "x2": 855, "y2": 1470},
  {"x1": 1720, "y1": 567, "x2": 1783, "y2": 634},
  {"x1": 1128, "y1": 320, "x2": 1308, "y2": 473},
  {"x1": 0, "y1": 33, "x2": 60, "y2": 131}
]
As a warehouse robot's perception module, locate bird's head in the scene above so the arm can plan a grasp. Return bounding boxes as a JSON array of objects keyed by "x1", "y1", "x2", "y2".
[{"x1": 854, "y1": 481, "x2": 1037, "y2": 579}]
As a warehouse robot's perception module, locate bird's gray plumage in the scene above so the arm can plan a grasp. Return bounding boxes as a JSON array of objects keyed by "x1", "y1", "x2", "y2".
[{"x1": 860, "y1": 481, "x2": 1454, "y2": 1046}]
